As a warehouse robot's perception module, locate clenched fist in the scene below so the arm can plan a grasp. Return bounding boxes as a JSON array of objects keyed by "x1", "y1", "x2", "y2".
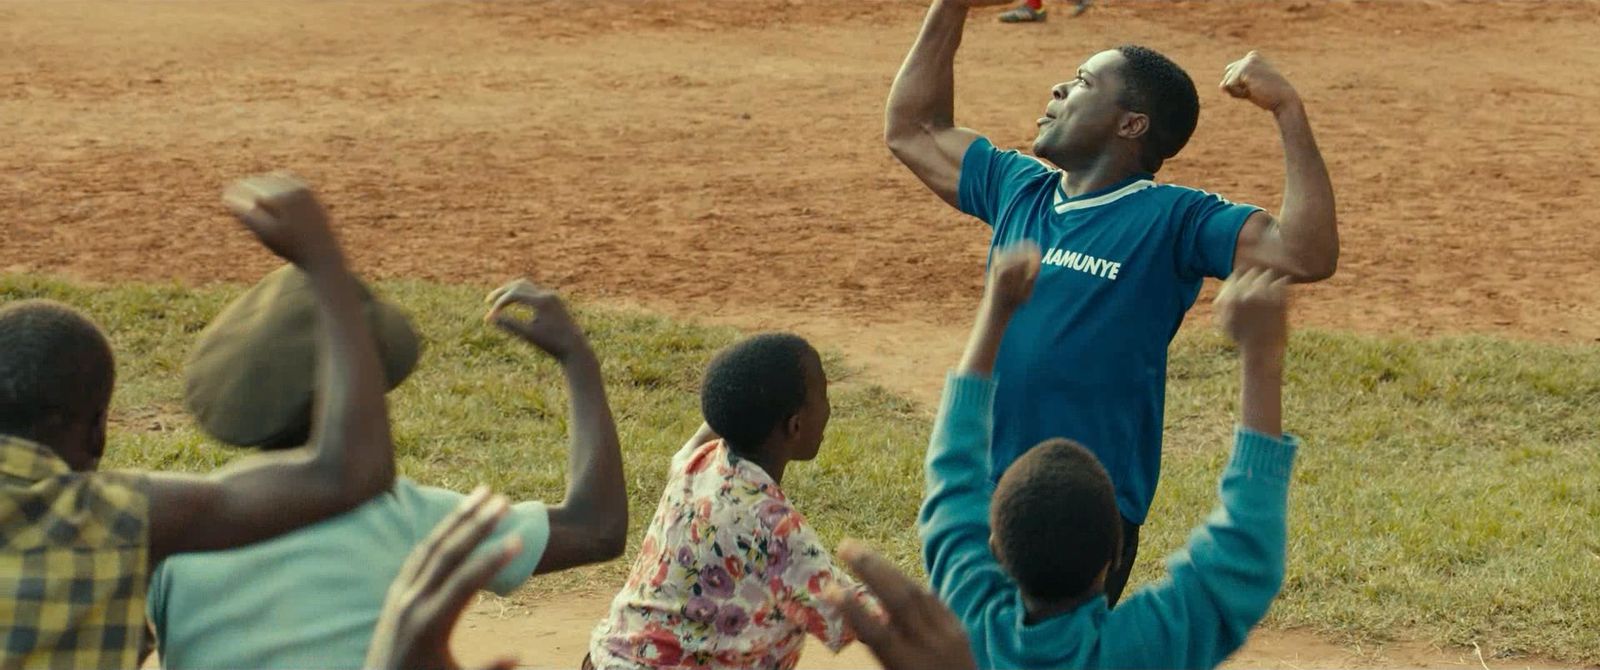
[
  {"x1": 223, "y1": 173, "x2": 341, "y2": 268},
  {"x1": 983, "y1": 242, "x2": 1042, "y2": 316},
  {"x1": 1221, "y1": 51, "x2": 1301, "y2": 114},
  {"x1": 1214, "y1": 267, "x2": 1290, "y2": 356}
]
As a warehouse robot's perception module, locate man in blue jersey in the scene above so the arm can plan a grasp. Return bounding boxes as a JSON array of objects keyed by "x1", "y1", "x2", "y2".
[{"x1": 884, "y1": 0, "x2": 1338, "y2": 604}]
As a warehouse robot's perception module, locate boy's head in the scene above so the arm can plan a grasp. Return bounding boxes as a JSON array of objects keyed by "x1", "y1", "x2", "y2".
[
  {"x1": 700, "y1": 333, "x2": 830, "y2": 462},
  {"x1": 0, "y1": 300, "x2": 116, "y2": 471},
  {"x1": 990, "y1": 438, "x2": 1123, "y2": 605},
  {"x1": 1032, "y1": 45, "x2": 1200, "y2": 174}
]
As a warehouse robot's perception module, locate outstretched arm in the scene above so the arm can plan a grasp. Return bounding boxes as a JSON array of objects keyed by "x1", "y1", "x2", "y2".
[
  {"x1": 1224, "y1": 52, "x2": 1339, "y2": 283},
  {"x1": 1103, "y1": 269, "x2": 1297, "y2": 668},
  {"x1": 485, "y1": 280, "x2": 629, "y2": 575},
  {"x1": 147, "y1": 175, "x2": 396, "y2": 567},
  {"x1": 957, "y1": 245, "x2": 1039, "y2": 378},
  {"x1": 884, "y1": 0, "x2": 1006, "y2": 208},
  {"x1": 920, "y1": 243, "x2": 1040, "y2": 611}
]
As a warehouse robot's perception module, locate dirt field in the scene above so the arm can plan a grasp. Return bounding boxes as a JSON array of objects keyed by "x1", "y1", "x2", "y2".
[{"x1": 8, "y1": 0, "x2": 1599, "y2": 666}]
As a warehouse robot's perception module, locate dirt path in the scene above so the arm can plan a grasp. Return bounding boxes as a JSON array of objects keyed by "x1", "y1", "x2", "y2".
[
  {"x1": 5, "y1": 1, "x2": 1600, "y2": 344},
  {"x1": 451, "y1": 595, "x2": 1571, "y2": 670},
  {"x1": 8, "y1": 1, "x2": 1600, "y2": 667}
]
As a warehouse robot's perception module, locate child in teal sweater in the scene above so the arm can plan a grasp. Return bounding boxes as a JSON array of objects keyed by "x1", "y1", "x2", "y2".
[{"x1": 921, "y1": 243, "x2": 1300, "y2": 670}]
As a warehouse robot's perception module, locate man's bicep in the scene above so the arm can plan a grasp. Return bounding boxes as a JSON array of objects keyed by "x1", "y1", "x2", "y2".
[
  {"x1": 1230, "y1": 210, "x2": 1294, "y2": 276},
  {"x1": 890, "y1": 126, "x2": 982, "y2": 210}
]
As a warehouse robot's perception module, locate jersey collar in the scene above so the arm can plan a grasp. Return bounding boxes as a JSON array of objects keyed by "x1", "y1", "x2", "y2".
[{"x1": 1053, "y1": 172, "x2": 1157, "y2": 214}]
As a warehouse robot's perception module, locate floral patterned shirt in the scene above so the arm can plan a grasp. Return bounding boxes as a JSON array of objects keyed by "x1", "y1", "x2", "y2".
[{"x1": 589, "y1": 439, "x2": 865, "y2": 669}]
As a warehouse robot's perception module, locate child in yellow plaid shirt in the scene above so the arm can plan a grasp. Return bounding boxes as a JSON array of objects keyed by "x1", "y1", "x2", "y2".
[
  {"x1": 0, "y1": 174, "x2": 400, "y2": 667},
  {"x1": 1, "y1": 435, "x2": 150, "y2": 669}
]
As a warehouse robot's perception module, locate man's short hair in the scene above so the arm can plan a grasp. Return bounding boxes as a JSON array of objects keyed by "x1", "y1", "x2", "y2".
[{"x1": 1115, "y1": 44, "x2": 1200, "y2": 173}]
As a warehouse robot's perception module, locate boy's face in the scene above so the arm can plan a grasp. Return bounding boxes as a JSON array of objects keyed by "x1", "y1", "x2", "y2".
[
  {"x1": 789, "y1": 349, "x2": 831, "y2": 461},
  {"x1": 54, "y1": 367, "x2": 114, "y2": 472}
]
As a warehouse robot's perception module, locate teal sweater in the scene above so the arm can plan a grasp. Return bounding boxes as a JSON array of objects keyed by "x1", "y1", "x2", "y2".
[{"x1": 920, "y1": 373, "x2": 1298, "y2": 670}]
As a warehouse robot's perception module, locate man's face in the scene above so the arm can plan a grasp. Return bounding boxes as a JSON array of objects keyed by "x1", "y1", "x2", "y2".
[{"x1": 1032, "y1": 50, "x2": 1136, "y2": 167}]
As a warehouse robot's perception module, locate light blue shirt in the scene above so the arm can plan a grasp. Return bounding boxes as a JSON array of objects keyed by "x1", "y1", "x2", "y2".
[{"x1": 147, "y1": 478, "x2": 550, "y2": 669}]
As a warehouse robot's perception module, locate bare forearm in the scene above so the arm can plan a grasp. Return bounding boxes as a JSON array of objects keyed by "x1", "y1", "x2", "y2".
[
  {"x1": 557, "y1": 350, "x2": 626, "y2": 535},
  {"x1": 957, "y1": 302, "x2": 1009, "y2": 378},
  {"x1": 1273, "y1": 101, "x2": 1339, "y2": 279},
  {"x1": 886, "y1": 0, "x2": 968, "y2": 138},
  {"x1": 1238, "y1": 349, "x2": 1284, "y2": 437},
  {"x1": 304, "y1": 256, "x2": 395, "y2": 496}
]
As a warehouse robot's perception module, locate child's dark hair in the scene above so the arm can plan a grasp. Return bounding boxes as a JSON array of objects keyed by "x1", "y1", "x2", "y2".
[
  {"x1": 992, "y1": 438, "x2": 1123, "y2": 602},
  {"x1": 0, "y1": 300, "x2": 115, "y2": 436},
  {"x1": 700, "y1": 333, "x2": 814, "y2": 456}
]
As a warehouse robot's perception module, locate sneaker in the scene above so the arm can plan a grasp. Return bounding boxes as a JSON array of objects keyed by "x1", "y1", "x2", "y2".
[{"x1": 998, "y1": 4, "x2": 1047, "y2": 22}]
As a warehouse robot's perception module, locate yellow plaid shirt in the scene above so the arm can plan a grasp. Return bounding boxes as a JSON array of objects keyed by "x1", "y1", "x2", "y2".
[{"x1": 0, "y1": 435, "x2": 150, "y2": 670}]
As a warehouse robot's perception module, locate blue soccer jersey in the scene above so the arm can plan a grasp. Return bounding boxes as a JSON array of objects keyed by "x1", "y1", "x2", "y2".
[{"x1": 959, "y1": 136, "x2": 1259, "y2": 523}]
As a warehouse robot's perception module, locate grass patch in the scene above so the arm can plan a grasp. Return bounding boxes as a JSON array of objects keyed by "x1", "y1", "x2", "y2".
[{"x1": 3, "y1": 275, "x2": 1596, "y2": 663}]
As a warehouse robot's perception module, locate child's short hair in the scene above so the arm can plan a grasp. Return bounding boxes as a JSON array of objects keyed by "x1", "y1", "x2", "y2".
[
  {"x1": 699, "y1": 333, "x2": 814, "y2": 455},
  {"x1": 992, "y1": 438, "x2": 1123, "y2": 602},
  {"x1": 0, "y1": 300, "x2": 115, "y2": 435}
]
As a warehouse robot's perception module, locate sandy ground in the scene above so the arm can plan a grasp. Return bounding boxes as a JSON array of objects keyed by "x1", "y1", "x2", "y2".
[
  {"x1": 9, "y1": 0, "x2": 1600, "y2": 666},
  {"x1": 450, "y1": 596, "x2": 1572, "y2": 670}
]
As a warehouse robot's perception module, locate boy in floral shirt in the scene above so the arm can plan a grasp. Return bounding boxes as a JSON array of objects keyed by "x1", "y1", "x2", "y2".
[{"x1": 588, "y1": 333, "x2": 867, "y2": 670}]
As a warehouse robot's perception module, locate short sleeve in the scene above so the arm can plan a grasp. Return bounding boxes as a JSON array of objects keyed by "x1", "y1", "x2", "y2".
[
  {"x1": 1174, "y1": 189, "x2": 1260, "y2": 280},
  {"x1": 61, "y1": 471, "x2": 151, "y2": 549},
  {"x1": 773, "y1": 513, "x2": 876, "y2": 652},
  {"x1": 958, "y1": 136, "x2": 1053, "y2": 228},
  {"x1": 409, "y1": 485, "x2": 551, "y2": 596}
]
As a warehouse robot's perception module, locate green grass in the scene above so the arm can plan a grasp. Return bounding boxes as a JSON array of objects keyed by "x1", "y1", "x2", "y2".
[{"x1": 2, "y1": 275, "x2": 1596, "y2": 663}]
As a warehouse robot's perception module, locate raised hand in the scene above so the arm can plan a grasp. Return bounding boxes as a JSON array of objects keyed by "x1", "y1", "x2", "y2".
[
  {"x1": 484, "y1": 279, "x2": 590, "y2": 362},
  {"x1": 365, "y1": 487, "x2": 521, "y2": 670},
  {"x1": 983, "y1": 241, "x2": 1042, "y2": 316},
  {"x1": 1221, "y1": 51, "x2": 1301, "y2": 114},
  {"x1": 828, "y1": 540, "x2": 977, "y2": 670},
  {"x1": 222, "y1": 173, "x2": 341, "y2": 268},
  {"x1": 1214, "y1": 267, "x2": 1291, "y2": 356}
]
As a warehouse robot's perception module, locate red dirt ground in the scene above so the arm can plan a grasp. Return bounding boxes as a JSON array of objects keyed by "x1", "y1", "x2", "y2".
[{"x1": 10, "y1": 1, "x2": 1597, "y2": 666}]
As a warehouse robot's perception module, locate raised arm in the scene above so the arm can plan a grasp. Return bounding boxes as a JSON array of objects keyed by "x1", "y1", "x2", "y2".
[
  {"x1": 956, "y1": 244, "x2": 1039, "y2": 378},
  {"x1": 1223, "y1": 52, "x2": 1339, "y2": 283},
  {"x1": 1223, "y1": 270, "x2": 1286, "y2": 437},
  {"x1": 1103, "y1": 269, "x2": 1297, "y2": 668},
  {"x1": 920, "y1": 243, "x2": 1040, "y2": 604},
  {"x1": 485, "y1": 280, "x2": 628, "y2": 574},
  {"x1": 146, "y1": 174, "x2": 396, "y2": 566},
  {"x1": 884, "y1": 0, "x2": 1007, "y2": 208}
]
